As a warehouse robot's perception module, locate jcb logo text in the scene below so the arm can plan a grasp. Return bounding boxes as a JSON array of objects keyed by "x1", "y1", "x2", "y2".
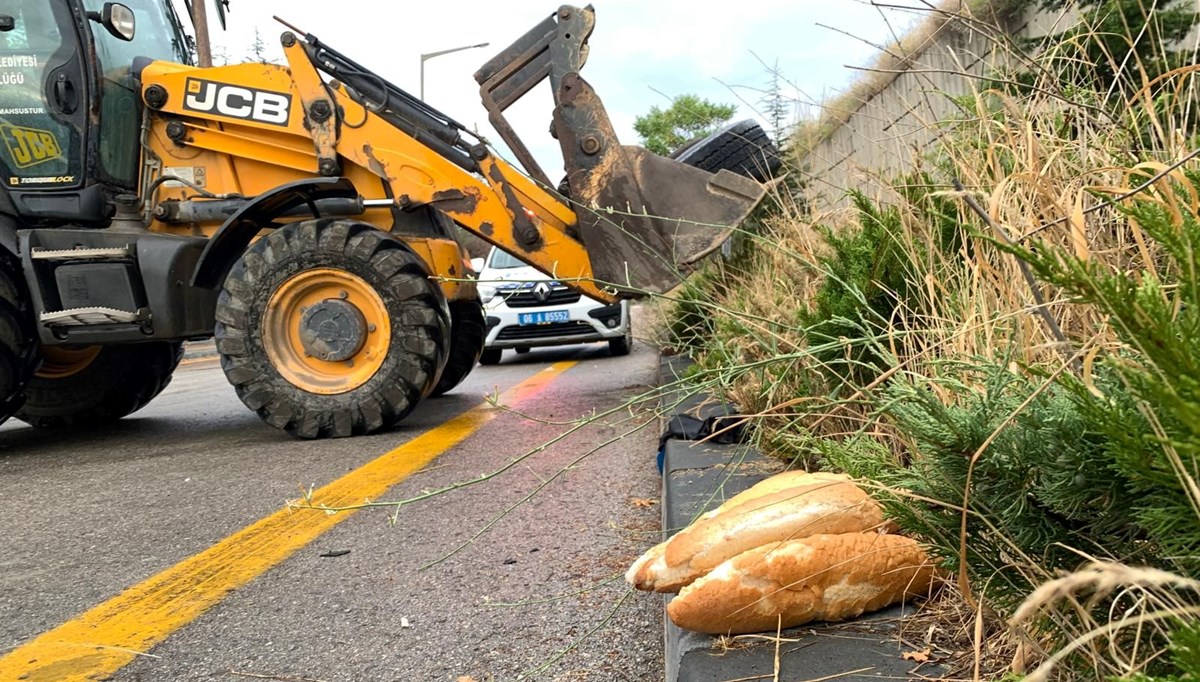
[
  {"x1": 0, "y1": 124, "x2": 63, "y2": 169},
  {"x1": 182, "y1": 78, "x2": 292, "y2": 126}
]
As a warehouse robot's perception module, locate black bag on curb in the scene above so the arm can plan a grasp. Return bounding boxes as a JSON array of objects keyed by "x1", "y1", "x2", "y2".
[
  {"x1": 657, "y1": 401, "x2": 747, "y2": 473},
  {"x1": 661, "y1": 413, "x2": 747, "y2": 445}
]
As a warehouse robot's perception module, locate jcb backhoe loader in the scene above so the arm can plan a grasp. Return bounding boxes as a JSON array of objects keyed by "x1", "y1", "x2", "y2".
[{"x1": 0, "y1": 1, "x2": 767, "y2": 438}]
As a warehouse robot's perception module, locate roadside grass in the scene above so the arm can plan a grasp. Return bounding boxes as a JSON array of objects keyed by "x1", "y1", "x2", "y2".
[{"x1": 657, "y1": 1, "x2": 1200, "y2": 679}]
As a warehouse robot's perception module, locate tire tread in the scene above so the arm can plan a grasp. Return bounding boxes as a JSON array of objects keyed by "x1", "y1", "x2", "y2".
[{"x1": 216, "y1": 219, "x2": 449, "y2": 439}]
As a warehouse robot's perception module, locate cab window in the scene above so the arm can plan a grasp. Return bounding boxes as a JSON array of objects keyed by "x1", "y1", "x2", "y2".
[
  {"x1": 83, "y1": 0, "x2": 190, "y2": 187},
  {"x1": 0, "y1": 2, "x2": 80, "y2": 188}
]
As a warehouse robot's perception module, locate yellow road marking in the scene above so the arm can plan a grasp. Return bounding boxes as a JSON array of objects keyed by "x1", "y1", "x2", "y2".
[
  {"x1": 178, "y1": 355, "x2": 218, "y2": 367},
  {"x1": 0, "y1": 361, "x2": 576, "y2": 682}
]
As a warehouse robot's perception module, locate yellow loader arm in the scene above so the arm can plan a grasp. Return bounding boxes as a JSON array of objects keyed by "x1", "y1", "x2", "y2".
[{"x1": 137, "y1": 5, "x2": 765, "y2": 303}]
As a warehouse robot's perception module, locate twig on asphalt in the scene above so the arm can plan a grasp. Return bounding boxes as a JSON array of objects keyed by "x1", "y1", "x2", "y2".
[
  {"x1": 289, "y1": 374, "x2": 695, "y2": 519},
  {"x1": 418, "y1": 413, "x2": 660, "y2": 571},
  {"x1": 75, "y1": 643, "x2": 161, "y2": 660},
  {"x1": 517, "y1": 588, "x2": 634, "y2": 679},
  {"x1": 717, "y1": 668, "x2": 875, "y2": 682},
  {"x1": 408, "y1": 462, "x2": 453, "y2": 477},
  {"x1": 229, "y1": 670, "x2": 327, "y2": 682}
]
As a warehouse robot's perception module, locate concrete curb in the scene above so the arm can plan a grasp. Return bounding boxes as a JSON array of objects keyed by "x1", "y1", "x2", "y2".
[{"x1": 656, "y1": 355, "x2": 933, "y2": 681}]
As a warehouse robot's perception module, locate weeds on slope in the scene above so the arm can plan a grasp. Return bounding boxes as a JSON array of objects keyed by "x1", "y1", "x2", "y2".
[{"x1": 659, "y1": 0, "x2": 1200, "y2": 679}]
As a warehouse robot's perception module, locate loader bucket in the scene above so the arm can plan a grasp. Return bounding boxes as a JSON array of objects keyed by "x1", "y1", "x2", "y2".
[
  {"x1": 553, "y1": 72, "x2": 766, "y2": 295},
  {"x1": 475, "y1": 5, "x2": 767, "y2": 297}
]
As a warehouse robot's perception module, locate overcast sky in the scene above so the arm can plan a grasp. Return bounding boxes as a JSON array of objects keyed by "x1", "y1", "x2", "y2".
[{"x1": 196, "y1": 1, "x2": 926, "y2": 175}]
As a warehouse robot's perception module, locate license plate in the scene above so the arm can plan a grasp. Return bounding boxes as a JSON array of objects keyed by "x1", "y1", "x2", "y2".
[{"x1": 518, "y1": 310, "x2": 569, "y2": 325}]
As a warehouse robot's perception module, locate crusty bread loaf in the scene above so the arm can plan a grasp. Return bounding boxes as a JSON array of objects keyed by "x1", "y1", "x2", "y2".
[
  {"x1": 666, "y1": 533, "x2": 935, "y2": 635},
  {"x1": 628, "y1": 473, "x2": 887, "y2": 593},
  {"x1": 625, "y1": 538, "x2": 668, "y2": 588},
  {"x1": 625, "y1": 472, "x2": 849, "y2": 590},
  {"x1": 706, "y1": 471, "x2": 847, "y2": 520}
]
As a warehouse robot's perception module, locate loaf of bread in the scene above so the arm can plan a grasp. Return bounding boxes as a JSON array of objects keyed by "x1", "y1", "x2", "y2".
[
  {"x1": 625, "y1": 471, "x2": 845, "y2": 588},
  {"x1": 705, "y1": 471, "x2": 847, "y2": 519},
  {"x1": 666, "y1": 533, "x2": 935, "y2": 635},
  {"x1": 627, "y1": 473, "x2": 887, "y2": 593}
]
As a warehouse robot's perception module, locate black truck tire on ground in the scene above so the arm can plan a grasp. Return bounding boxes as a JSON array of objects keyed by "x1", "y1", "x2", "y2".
[
  {"x1": 429, "y1": 298, "x2": 485, "y2": 397},
  {"x1": 17, "y1": 341, "x2": 184, "y2": 428},
  {"x1": 672, "y1": 119, "x2": 782, "y2": 181},
  {"x1": 609, "y1": 323, "x2": 633, "y2": 357},
  {"x1": 0, "y1": 255, "x2": 42, "y2": 425},
  {"x1": 215, "y1": 219, "x2": 449, "y2": 439}
]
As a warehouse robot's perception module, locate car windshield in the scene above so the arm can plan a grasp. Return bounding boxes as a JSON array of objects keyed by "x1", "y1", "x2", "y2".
[{"x1": 487, "y1": 249, "x2": 528, "y2": 269}]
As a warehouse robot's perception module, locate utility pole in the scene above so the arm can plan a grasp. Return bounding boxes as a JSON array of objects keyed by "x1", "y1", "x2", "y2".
[{"x1": 192, "y1": 0, "x2": 212, "y2": 67}]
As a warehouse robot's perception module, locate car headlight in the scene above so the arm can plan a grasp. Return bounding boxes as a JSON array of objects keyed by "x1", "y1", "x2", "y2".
[{"x1": 478, "y1": 284, "x2": 497, "y2": 303}]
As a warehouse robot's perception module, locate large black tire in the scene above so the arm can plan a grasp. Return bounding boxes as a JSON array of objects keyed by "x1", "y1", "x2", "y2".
[
  {"x1": 17, "y1": 341, "x2": 183, "y2": 428},
  {"x1": 609, "y1": 322, "x2": 633, "y2": 357},
  {"x1": 215, "y1": 219, "x2": 449, "y2": 439},
  {"x1": 0, "y1": 254, "x2": 39, "y2": 424},
  {"x1": 429, "y1": 299, "x2": 485, "y2": 397},
  {"x1": 673, "y1": 119, "x2": 782, "y2": 181}
]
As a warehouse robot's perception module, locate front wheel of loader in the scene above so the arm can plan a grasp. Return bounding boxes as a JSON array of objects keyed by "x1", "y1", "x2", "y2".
[
  {"x1": 17, "y1": 341, "x2": 184, "y2": 428},
  {"x1": 215, "y1": 219, "x2": 449, "y2": 439},
  {"x1": 0, "y1": 255, "x2": 40, "y2": 424},
  {"x1": 429, "y1": 299, "x2": 485, "y2": 397}
]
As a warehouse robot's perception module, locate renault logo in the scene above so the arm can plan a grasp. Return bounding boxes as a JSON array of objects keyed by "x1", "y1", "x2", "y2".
[{"x1": 533, "y1": 282, "x2": 552, "y2": 302}]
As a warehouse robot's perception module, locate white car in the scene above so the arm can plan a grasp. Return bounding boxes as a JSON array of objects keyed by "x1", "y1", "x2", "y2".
[{"x1": 473, "y1": 248, "x2": 632, "y2": 365}]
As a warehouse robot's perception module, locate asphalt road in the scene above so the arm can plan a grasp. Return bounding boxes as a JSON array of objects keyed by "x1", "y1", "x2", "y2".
[{"x1": 0, "y1": 338, "x2": 665, "y2": 681}]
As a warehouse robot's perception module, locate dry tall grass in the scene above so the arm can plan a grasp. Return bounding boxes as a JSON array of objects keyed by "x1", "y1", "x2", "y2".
[
  {"x1": 662, "y1": 0, "x2": 1200, "y2": 678},
  {"x1": 679, "y1": 0, "x2": 1198, "y2": 448}
]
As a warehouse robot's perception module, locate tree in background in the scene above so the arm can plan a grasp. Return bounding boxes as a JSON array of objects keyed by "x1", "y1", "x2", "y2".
[
  {"x1": 634, "y1": 95, "x2": 736, "y2": 155},
  {"x1": 246, "y1": 28, "x2": 271, "y2": 64},
  {"x1": 761, "y1": 59, "x2": 793, "y2": 146}
]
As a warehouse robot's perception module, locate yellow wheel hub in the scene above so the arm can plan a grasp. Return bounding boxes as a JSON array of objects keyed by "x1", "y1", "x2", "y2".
[
  {"x1": 36, "y1": 344, "x2": 101, "y2": 379},
  {"x1": 263, "y1": 268, "x2": 391, "y2": 395}
]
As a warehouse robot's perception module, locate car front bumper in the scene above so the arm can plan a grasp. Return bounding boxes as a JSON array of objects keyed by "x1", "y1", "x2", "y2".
[{"x1": 483, "y1": 298, "x2": 630, "y2": 350}]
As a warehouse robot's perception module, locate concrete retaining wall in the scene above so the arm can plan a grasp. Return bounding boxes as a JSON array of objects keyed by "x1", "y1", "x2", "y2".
[{"x1": 800, "y1": 3, "x2": 1055, "y2": 211}]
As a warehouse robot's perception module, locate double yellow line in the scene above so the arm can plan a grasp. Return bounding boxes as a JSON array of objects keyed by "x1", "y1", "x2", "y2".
[{"x1": 0, "y1": 361, "x2": 576, "y2": 682}]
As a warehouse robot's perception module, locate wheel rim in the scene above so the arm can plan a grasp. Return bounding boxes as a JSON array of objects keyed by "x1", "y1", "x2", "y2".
[
  {"x1": 262, "y1": 268, "x2": 391, "y2": 395},
  {"x1": 36, "y1": 345, "x2": 101, "y2": 379}
]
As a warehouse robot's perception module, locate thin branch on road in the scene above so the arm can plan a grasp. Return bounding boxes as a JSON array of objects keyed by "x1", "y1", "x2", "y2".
[
  {"x1": 716, "y1": 666, "x2": 874, "y2": 682},
  {"x1": 419, "y1": 416, "x2": 659, "y2": 571},
  {"x1": 74, "y1": 643, "x2": 160, "y2": 660},
  {"x1": 486, "y1": 401, "x2": 601, "y2": 427},
  {"x1": 288, "y1": 374, "x2": 694, "y2": 517},
  {"x1": 517, "y1": 588, "x2": 634, "y2": 680},
  {"x1": 229, "y1": 671, "x2": 327, "y2": 682},
  {"x1": 407, "y1": 462, "x2": 454, "y2": 477}
]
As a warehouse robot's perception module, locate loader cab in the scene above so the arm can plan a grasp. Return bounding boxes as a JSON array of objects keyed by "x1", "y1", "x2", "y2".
[{"x1": 0, "y1": 0, "x2": 189, "y2": 226}]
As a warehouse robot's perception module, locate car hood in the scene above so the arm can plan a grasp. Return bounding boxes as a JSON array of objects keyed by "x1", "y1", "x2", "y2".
[
  {"x1": 479, "y1": 266, "x2": 549, "y2": 284},
  {"x1": 479, "y1": 266, "x2": 607, "y2": 307}
]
